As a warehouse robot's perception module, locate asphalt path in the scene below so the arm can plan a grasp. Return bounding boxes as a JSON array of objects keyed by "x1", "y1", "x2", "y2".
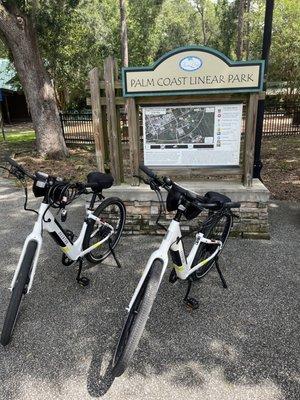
[{"x1": 0, "y1": 182, "x2": 299, "y2": 400}]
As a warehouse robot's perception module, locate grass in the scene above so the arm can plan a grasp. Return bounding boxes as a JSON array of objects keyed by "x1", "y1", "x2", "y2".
[{"x1": 0, "y1": 131, "x2": 35, "y2": 143}]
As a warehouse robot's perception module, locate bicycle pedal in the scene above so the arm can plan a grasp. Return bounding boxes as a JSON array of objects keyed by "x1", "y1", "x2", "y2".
[
  {"x1": 77, "y1": 276, "x2": 90, "y2": 287},
  {"x1": 184, "y1": 297, "x2": 199, "y2": 310}
]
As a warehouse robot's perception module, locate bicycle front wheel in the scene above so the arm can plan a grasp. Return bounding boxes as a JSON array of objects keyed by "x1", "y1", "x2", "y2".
[
  {"x1": 112, "y1": 259, "x2": 163, "y2": 377},
  {"x1": 1, "y1": 241, "x2": 37, "y2": 346},
  {"x1": 83, "y1": 197, "x2": 126, "y2": 264},
  {"x1": 192, "y1": 212, "x2": 233, "y2": 279}
]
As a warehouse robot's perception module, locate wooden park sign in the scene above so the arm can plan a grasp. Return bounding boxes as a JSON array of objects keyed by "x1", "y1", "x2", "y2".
[
  {"x1": 88, "y1": 46, "x2": 264, "y2": 187},
  {"x1": 123, "y1": 47, "x2": 264, "y2": 187},
  {"x1": 123, "y1": 46, "x2": 264, "y2": 97}
]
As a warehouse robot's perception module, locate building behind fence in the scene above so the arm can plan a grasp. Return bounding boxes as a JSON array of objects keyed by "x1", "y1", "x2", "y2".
[{"x1": 60, "y1": 103, "x2": 300, "y2": 145}]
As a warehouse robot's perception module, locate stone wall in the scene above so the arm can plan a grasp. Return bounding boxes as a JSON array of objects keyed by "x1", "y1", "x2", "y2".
[
  {"x1": 122, "y1": 199, "x2": 269, "y2": 239},
  {"x1": 106, "y1": 179, "x2": 270, "y2": 239}
]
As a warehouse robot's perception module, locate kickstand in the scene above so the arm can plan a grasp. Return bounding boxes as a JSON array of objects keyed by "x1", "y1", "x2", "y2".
[
  {"x1": 215, "y1": 257, "x2": 228, "y2": 289},
  {"x1": 109, "y1": 238, "x2": 122, "y2": 268},
  {"x1": 183, "y1": 279, "x2": 199, "y2": 310},
  {"x1": 76, "y1": 258, "x2": 90, "y2": 287}
]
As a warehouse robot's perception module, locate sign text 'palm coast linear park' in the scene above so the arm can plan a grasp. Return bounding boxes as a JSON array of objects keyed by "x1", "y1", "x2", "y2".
[{"x1": 122, "y1": 46, "x2": 264, "y2": 96}]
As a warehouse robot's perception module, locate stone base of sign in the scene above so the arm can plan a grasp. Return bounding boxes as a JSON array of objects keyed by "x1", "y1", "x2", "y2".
[{"x1": 106, "y1": 179, "x2": 270, "y2": 239}]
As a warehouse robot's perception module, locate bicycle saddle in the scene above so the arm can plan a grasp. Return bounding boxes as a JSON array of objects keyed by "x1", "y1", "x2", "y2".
[{"x1": 87, "y1": 171, "x2": 114, "y2": 191}]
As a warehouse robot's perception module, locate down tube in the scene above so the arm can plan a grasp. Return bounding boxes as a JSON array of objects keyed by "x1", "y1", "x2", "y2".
[{"x1": 127, "y1": 220, "x2": 181, "y2": 311}]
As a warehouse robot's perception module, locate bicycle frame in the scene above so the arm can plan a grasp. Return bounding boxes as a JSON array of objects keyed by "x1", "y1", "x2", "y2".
[
  {"x1": 127, "y1": 219, "x2": 222, "y2": 311},
  {"x1": 10, "y1": 201, "x2": 114, "y2": 294}
]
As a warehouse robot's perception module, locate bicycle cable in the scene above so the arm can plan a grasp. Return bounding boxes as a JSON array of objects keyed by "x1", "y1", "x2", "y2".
[{"x1": 0, "y1": 165, "x2": 38, "y2": 215}]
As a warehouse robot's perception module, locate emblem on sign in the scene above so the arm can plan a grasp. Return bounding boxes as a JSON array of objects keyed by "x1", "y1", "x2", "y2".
[{"x1": 179, "y1": 56, "x2": 202, "y2": 71}]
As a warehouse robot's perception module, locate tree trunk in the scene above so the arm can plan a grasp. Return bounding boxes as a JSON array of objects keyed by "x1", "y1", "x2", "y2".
[
  {"x1": 0, "y1": 5, "x2": 68, "y2": 158},
  {"x1": 119, "y1": 0, "x2": 129, "y2": 67},
  {"x1": 245, "y1": 0, "x2": 251, "y2": 59},
  {"x1": 196, "y1": 1, "x2": 207, "y2": 45},
  {"x1": 236, "y1": 0, "x2": 245, "y2": 60}
]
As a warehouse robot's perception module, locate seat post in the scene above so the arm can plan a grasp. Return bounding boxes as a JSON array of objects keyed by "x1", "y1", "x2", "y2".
[{"x1": 88, "y1": 193, "x2": 98, "y2": 210}]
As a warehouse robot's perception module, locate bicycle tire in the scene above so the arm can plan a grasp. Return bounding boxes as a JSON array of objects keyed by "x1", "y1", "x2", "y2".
[
  {"x1": 112, "y1": 259, "x2": 163, "y2": 377},
  {"x1": 83, "y1": 197, "x2": 126, "y2": 264},
  {"x1": 1, "y1": 240, "x2": 37, "y2": 346},
  {"x1": 192, "y1": 212, "x2": 233, "y2": 279}
]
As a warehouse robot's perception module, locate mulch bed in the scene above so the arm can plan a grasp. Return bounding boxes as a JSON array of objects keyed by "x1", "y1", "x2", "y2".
[{"x1": 261, "y1": 136, "x2": 300, "y2": 201}]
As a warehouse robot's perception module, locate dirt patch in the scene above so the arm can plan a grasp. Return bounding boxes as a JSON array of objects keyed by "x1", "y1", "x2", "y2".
[
  {"x1": 261, "y1": 136, "x2": 300, "y2": 201},
  {"x1": 0, "y1": 140, "x2": 98, "y2": 182}
]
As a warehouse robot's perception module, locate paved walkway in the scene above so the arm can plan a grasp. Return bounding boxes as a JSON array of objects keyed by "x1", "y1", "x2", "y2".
[{"x1": 0, "y1": 184, "x2": 299, "y2": 400}]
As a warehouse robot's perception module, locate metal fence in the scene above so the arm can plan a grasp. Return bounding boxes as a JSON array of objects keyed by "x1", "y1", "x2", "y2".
[
  {"x1": 262, "y1": 104, "x2": 300, "y2": 136},
  {"x1": 60, "y1": 104, "x2": 300, "y2": 144},
  {"x1": 60, "y1": 112, "x2": 94, "y2": 144}
]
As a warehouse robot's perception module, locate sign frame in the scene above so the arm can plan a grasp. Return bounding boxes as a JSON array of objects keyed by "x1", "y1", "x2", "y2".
[{"x1": 122, "y1": 46, "x2": 265, "y2": 97}]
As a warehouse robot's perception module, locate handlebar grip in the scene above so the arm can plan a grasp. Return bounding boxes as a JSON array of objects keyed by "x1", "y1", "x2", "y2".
[
  {"x1": 5, "y1": 155, "x2": 36, "y2": 180},
  {"x1": 5, "y1": 155, "x2": 26, "y2": 173},
  {"x1": 226, "y1": 202, "x2": 241, "y2": 208},
  {"x1": 139, "y1": 164, "x2": 157, "y2": 179}
]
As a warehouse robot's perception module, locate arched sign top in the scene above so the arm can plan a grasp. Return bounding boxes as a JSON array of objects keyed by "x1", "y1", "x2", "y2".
[{"x1": 122, "y1": 46, "x2": 265, "y2": 97}]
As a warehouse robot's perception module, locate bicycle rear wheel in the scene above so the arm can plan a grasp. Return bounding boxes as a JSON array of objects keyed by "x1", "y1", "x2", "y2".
[
  {"x1": 112, "y1": 259, "x2": 163, "y2": 377},
  {"x1": 1, "y1": 241, "x2": 37, "y2": 346},
  {"x1": 83, "y1": 197, "x2": 126, "y2": 264},
  {"x1": 192, "y1": 212, "x2": 233, "y2": 279}
]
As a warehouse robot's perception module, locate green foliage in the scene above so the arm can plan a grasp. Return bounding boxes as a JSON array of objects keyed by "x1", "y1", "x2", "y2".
[
  {"x1": 37, "y1": 0, "x2": 120, "y2": 107},
  {"x1": 268, "y1": 0, "x2": 300, "y2": 97},
  {"x1": 213, "y1": 0, "x2": 237, "y2": 58},
  {"x1": 247, "y1": 0, "x2": 300, "y2": 99},
  {"x1": 1, "y1": 0, "x2": 299, "y2": 107},
  {"x1": 151, "y1": 0, "x2": 203, "y2": 60},
  {"x1": 127, "y1": 0, "x2": 164, "y2": 66}
]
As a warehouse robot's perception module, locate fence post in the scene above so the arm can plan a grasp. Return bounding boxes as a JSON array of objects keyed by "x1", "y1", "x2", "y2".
[
  {"x1": 243, "y1": 93, "x2": 259, "y2": 187},
  {"x1": 104, "y1": 56, "x2": 123, "y2": 184},
  {"x1": 89, "y1": 67, "x2": 105, "y2": 172},
  {"x1": 127, "y1": 98, "x2": 140, "y2": 186},
  {"x1": 59, "y1": 112, "x2": 65, "y2": 141}
]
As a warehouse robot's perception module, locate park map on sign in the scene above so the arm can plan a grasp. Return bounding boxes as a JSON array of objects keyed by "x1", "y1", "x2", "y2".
[{"x1": 144, "y1": 106, "x2": 215, "y2": 145}]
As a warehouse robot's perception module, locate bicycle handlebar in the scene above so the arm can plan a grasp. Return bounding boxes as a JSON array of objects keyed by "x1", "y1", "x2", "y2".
[
  {"x1": 139, "y1": 164, "x2": 241, "y2": 210},
  {"x1": 5, "y1": 155, "x2": 36, "y2": 180},
  {"x1": 139, "y1": 164, "x2": 157, "y2": 179}
]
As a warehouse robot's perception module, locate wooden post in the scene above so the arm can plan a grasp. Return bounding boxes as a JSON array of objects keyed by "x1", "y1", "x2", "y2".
[
  {"x1": 116, "y1": 106, "x2": 124, "y2": 181},
  {"x1": 243, "y1": 93, "x2": 259, "y2": 187},
  {"x1": 127, "y1": 97, "x2": 140, "y2": 186},
  {"x1": 89, "y1": 67, "x2": 105, "y2": 172},
  {"x1": 104, "y1": 56, "x2": 123, "y2": 184}
]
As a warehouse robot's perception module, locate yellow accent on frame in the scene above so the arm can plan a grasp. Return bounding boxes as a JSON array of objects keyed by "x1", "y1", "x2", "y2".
[
  {"x1": 91, "y1": 242, "x2": 102, "y2": 250},
  {"x1": 61, "y1": 246, "x2": 70, "y2": 254}
]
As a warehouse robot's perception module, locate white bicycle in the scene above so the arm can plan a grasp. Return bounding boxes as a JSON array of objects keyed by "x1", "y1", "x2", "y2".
[
  {"x1": 0, "y1": 156, "x2": 126, "y2": 346},
  {"x1": 112, "y1": 165, "x2": 240, "y2": 376}
]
